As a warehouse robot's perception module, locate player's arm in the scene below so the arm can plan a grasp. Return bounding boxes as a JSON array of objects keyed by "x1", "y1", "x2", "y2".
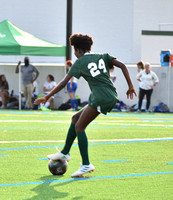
[
  {"x1": 34, "y1": 74, "x2": 72, "y2": 104},
  {"x1": 112, "y1": 59, "x2": 137, "y2": 99}
]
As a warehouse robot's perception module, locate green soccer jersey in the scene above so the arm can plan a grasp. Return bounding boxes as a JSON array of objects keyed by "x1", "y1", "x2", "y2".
[{"x1": 68, "y1": 53, "x2": 118, "y2": 114}]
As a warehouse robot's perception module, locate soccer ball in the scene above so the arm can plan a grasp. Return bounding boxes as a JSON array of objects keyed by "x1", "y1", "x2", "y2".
[{"x1": 48, "y1": 159, "x2": 68, "y2": 175}]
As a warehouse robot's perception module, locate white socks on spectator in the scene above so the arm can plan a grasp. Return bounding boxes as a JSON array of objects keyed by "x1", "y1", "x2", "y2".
[
  {"x1": 44, "y1": 102, "x2": 50, "y2": 108},
  {"x1": 40, "y1": 102, "x2": 50, "y2": 108}
]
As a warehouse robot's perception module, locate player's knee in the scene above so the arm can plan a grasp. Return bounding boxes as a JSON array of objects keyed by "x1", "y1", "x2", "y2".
[{"x1": 71, "y1": 114, "x2": 79, "y2": 124}]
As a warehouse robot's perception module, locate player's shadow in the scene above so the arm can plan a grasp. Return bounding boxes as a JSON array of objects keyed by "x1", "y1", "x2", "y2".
[{"x1": 25, "y1": 175, "x2": 78, "y2": 200}]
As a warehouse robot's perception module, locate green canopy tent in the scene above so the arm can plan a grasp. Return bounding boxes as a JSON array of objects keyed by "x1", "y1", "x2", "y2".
[{"x1": 0, "y1": 20, "x2": 66, "y2": 109}]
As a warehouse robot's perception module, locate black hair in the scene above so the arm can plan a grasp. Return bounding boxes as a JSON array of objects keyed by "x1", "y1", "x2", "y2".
[
  {"x1": 0, "y1": 74, "x2": 8, "y2": 87},
  {"x1": 70, "y1": 33, "x2": 93, "y2": 52},
  {"x1": 137, "y1": 60, "x2": 144, "y2": 70},
  {"x1": 47, "y1": 74, "x2": 55, "y2": 81}
]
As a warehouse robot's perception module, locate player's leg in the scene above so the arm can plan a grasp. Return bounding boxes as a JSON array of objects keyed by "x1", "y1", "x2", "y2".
[
  {"x1": 72, "y1": 105, "x2": 100, "y2": 177},
  {"x1": 75, "y1": 105, "x2": 99, "y2": 164},
  {"x1": 27, "y1": 84, "x2": 33, "y2": 109},
  {"x1": 138, "y1": 88, "x2": 145, "y2": 111},
  {"x1": 61, "y1": 106, "x2": 87, "y2": 154},
  {"x1": 146, "y1": 89, "x2": 153, "y2": 110},
  {"x1": 47, "y1": 106, "x2": 87, "y2": 161}
]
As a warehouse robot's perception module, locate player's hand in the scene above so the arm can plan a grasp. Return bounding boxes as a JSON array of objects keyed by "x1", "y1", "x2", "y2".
[
  {"x1": 34, "y1": 96, "x2": 47, "y2": 105},
  {"x1": 70, "y1": 84, "x2": 73, "y2": 89},
  {"x1": 126, "y1": 87, "x2": 137, "y2": 100}
]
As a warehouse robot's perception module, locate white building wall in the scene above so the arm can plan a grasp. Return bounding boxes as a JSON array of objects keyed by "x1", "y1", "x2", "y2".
[
  {"x1": 72, "y1": 0, "x2": 134, "y2": 63},
  {"x1": 0, "y1": 0, "x2": 173, "y2": 63},
  {"x1": 132, "y1": 0, "x2": 173, "y2": 63},
  {"x1": 141, "y1": 35, "x2": 173, "y2": 64}
]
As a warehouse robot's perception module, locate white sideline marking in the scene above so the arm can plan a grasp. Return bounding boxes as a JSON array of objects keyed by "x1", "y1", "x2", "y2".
[
  {"x1": 1, "y1": 119, "x2": 172, "y2": 123},
  {"x1": 0, "y1": 120, "x2": 173, "y2": 127},
  {"x1": 100, "y1": 123, "x2": 173, "y2": 127},
  {"x1": 0, "y1": 120, "x2": 70, "y2": 123},
  {"x1": 0, "y1": 138, "x2": 172, "y2": 143}
]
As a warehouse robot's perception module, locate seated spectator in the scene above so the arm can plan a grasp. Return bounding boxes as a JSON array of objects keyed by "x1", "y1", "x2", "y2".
[
  {"x1": 40, "y1": 75, "x2": 56, "y2": 111},
  {"x1": 0, "y1": 75, "x2": 9, "y2": 109}
]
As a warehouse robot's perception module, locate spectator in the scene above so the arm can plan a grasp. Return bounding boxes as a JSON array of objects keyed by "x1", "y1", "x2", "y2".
[
  {"x1": 136, "y1": 63, "x2": 159, "y2": 112},
  {"x1": 0, "y1": 75, "x2": 9, "y2": 109},
  {"x1": 15, "y1": 57, "x2": 39, "y2": 109},
  {"x1": 40, "y1": 74, "x2": 56, "y2": 111},
  {"x1": 66, "y1": 60, "x2": 79, "y2": 111},
  {"x1": 136, "y1": 60, "x2": 146, "y2": 110}
]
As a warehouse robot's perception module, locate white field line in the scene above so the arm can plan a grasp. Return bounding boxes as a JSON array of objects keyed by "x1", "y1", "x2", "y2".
[
  {"x1": 0, "y1": 138, "x2": 172, "y2": 143},
  {"x1": 0, "y1": 119, "x2": 172, "y2": 123},
  {"x1": 100, "y1": 123, "x2": 173, "y2": 127},
  {"x1": 0, "y1": 120, "x2": 70, "y2": 123},
  {"x1": 1, "y1": 124, "x2": 173, "y2": 128},
  {"x1": 0, "y1": 120, "x2": 173, "y2": 127},
  {"x1": 0, "y1": 120, "x2": 140, "y2": 123}
]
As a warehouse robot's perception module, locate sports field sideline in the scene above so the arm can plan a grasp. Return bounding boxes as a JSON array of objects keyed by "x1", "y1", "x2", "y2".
[{"x1": 0, "y1": 110, "x2": 172, "y2": 200}]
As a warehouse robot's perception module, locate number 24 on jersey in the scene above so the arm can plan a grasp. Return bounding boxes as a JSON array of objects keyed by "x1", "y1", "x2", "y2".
[{"x1": 88, "y1": 59, "x2": 107, "y2": 77}]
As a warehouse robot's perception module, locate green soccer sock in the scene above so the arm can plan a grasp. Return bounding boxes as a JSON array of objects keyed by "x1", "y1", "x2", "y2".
[
  {"x1": 77, "y1": 131, "x2": 90, "y2": 165},
  {"x1": 61, "y1": 123, "x2": 76, "y2": 155}
]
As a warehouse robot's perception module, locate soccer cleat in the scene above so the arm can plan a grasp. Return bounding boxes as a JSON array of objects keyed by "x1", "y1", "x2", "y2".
[
  {"x1": 47, "y1": 148, "x2": 71, "y2": 162},
  {"x1": 71, "y1": 163, "x2": 95, "y2": 178},
  {"x1": 145, "y1": 109, "x2": 151, "y2": 113},
  {"x1": 40, "y1": 107, "x2": 51, "y2": 111},
  {"x1": 68, "y1": 108, "x2": 76, "y2": 111}
]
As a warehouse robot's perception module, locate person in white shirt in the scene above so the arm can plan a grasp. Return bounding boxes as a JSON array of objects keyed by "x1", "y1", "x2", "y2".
[
  {"x1": 66, "y1": 60, "x2": 79, "y2": 111},
  {"x1": 136, "y1": 63, "x2": 159, "y2": 112},
  {"x1": 136, "y1": 60, "x2": 146, "y2": 110},
  {"x1": 40, "y1": 75, "x2": 56, "y2": 110}
]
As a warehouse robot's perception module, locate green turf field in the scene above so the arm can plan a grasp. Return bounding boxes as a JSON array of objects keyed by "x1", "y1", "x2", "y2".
[{"x1": 0, "y1": 111, "x2": 172, "y2": 200}]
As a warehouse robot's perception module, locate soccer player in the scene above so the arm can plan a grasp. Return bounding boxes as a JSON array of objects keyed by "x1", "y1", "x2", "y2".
[{"x1": 35, "y1": 34, "x2": 136, "y2": 177}]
